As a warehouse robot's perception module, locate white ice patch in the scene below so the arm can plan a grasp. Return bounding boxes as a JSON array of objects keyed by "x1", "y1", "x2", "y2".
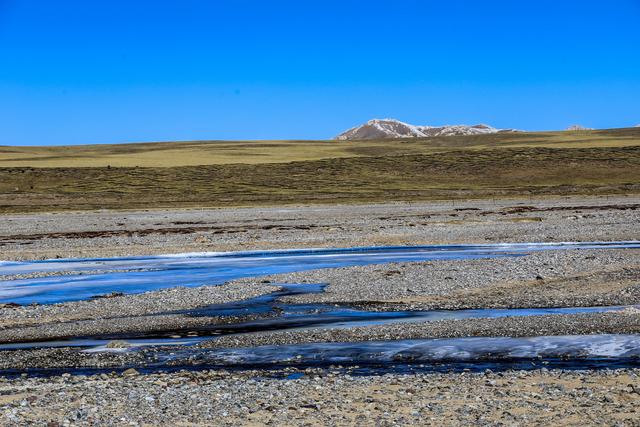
[
  {"x1": 2, "y1": 241, "x2": 639, "y2": 305},
  {"x1": 196, "y1": 334, "x2": 640, "y2": 365}
]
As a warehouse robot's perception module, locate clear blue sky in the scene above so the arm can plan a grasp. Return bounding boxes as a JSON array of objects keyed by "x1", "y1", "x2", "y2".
[{"x1": 1, "y1": 0, "x2": 639, "y2": 145}]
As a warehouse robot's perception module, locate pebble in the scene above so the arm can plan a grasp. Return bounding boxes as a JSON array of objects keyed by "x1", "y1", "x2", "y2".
[{"x1": 0, "y1": 368, "x2": 637, "y2": 425}]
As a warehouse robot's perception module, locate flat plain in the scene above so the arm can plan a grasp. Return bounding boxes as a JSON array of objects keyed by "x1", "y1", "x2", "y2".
[
  {"x1": 1, "y1": 130, "x2": 640, "y2": 425},
  {"x1": 1, "y1": 197, "x2": 640, "y2": 425},
  {"x1": 1, "y1": 127, "x2": 639, "y2": 213}
]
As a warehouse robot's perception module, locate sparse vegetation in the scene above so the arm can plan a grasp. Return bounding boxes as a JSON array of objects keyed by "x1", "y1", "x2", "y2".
[{"x1": 1, "y1": 128, "x2": 639, "y2": 213}]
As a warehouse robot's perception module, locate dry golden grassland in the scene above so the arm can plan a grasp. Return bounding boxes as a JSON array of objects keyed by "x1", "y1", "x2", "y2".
[{"x1": 1, "y1": 128, "x2": 639, "y2": 212}]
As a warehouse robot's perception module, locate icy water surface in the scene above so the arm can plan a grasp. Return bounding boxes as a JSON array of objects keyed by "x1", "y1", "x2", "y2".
[
  {"x1": 167, "y1": 334, "x2": 640, "y2": 367},
  {"x1": 0, "y1": 282, "x2": 636, "y2": 351},
  {"x1": 16, "y1": 335, "x2": 635, "y2": 377},
  {"x1": 1, "y1": 241, "x2": 639, "y2": 305},
  {"x1": 1, "y1": 241, "x2": 640, "y2": 375}
]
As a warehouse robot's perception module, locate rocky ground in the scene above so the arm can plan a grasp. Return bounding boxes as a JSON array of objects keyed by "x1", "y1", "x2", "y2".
[
  {"x1": 1, "y1": 368, "x2": 639, "y2": 426},
  {"x1": 1, "y1": 195, "x2": 638, "y2": 261},
  {"x1": 0, "y1": 282, "x2": 277, "y2": 341},
  {"x1": 1, "y1": 195, "x2": 639, "y2": 425},
  {"x1": 201, "y1": 311, "x2": 640, "y2": 350},
  {"x1": 1, "y1": 247, "x2": 638, "y2": 348},
  {"x1": 241, "y1": 248, "x2": 640, "y2": 309}
]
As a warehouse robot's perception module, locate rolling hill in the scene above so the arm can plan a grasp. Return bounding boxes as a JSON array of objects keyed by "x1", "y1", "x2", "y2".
[{"x1": 0, "y1": 127, "x2": 639, "y2": 212}]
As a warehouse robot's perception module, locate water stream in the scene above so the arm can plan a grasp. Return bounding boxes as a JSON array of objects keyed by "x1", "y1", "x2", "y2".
[
  {"x1": 161, "y1": 334, "x2": 640, "y2": 367},
  {"x1": 0, "y1": 283, "x2": 637, "y2": 353},
  {"x1": 1, "y1": 241, "x2": 639, "y2": 374},
  {"x1": 2, "y1": 241, "x2": 639, "y2": 305}
]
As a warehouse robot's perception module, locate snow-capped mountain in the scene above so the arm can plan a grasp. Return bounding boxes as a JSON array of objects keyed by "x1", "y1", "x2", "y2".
[
  {"x1": 566, "y1": 125, "x2": 594, "y2": 131},
  {"x1": 334, "y1": 119, "x2": 505, "y2": 140}
]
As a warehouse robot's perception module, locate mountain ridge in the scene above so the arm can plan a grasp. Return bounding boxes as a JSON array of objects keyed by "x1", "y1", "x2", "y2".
[{"x1": 335, "y1": 118, "x2": 510, "y2": 140}]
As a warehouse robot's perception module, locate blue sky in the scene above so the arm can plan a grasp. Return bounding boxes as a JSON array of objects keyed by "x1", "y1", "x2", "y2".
[{"x1": 1, "y1": 0, "x2": 639, "y2": 145}]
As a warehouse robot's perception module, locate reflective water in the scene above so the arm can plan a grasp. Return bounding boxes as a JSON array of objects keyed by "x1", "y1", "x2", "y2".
[
  {"x1": 5, "y1": 358, "x2": 640, "y2": 379},
  {"x1": 2, "y1": 241, "x2": 639, "y2": 305},
  {"x1": 0, "y1": 281, "x2": 635, "y2": 351},
  {"x1": 2, "y1": 242, "x2": 640, "y2": 375},
  {"x1": 160, "y1": 334, "x2": 640, "y2": 367}
]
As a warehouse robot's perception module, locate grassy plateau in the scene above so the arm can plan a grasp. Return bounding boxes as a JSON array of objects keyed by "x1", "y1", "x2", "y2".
[{"x1": 1, "y1": 128, "x2": 639, "y2": 213}]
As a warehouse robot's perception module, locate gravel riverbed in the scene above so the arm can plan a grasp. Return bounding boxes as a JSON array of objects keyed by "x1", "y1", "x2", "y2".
[
  {"x1": 0, "y1": 282, "x2": 280, "y2": 346},
  {"x1": 1, "y1": 368, "x2": 639, "y2": 426},
  {"x1": 1, "y1": 196, "x2": 639, "y2": 425},
  {"x1": 233, "y1": 248, "x2": 640, "y2": 309},
  {"x1": 1, "y1": 195, "x2": 638, "y2": 261},
  {"x1": 1, "y1": 247, "x2": 638, "y2": 343},
  {"x1": 202, "y1": 311, "x2": 640, "y2": 350}
]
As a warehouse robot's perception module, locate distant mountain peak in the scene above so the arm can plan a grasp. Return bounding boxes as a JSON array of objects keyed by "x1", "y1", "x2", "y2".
[
  {"x1": 566, "y1": 125, "x2": 594, "y2": 131},
  {"x1": 334, "y1": 118, "x2": 508, "y2": 140}
]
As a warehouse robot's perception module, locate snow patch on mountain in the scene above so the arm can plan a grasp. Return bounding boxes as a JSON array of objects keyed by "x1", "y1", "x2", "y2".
[
  {"x1": 335, "y1": 119, "x2": 509, "y2": 140},
  {"x1": 566, "y1": 125, "x2": 594, "y2": 131}
]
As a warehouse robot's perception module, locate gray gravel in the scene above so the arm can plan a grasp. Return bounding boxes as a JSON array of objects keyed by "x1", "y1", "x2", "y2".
[
  {"x1": 1, "y1": 195, "x2": 638, "y2": 261},
  {"x1": 3, "y1": 311, "x2": 639, "y2": 372},
  {"x1": 1, "y1": 196, "x2": 639, "y2": 424},
  {"x1": 2, "y1": 246, "x2": 637, "y2": 343},
  {"x1": 0, "y1": 282, "x2": 278, "y2": 342},
  {"x1": 202, "y1": 311, "x2": 640, "y2": 349},
  {"x1": 0, "y1": 282, "x2": 276, "y2": 326},
  {"x1": 1, "y1": 368, "x2": 639, "y2": 426},
  {"x1": 0, "y1": 347, "x2": 145, "y2": 371},
  {"x1": 0, "y1": 268, "x2": 157, "y2": 282},
  {"x1": 231, "y1": 248, "x2": 640, "y2": 309}
]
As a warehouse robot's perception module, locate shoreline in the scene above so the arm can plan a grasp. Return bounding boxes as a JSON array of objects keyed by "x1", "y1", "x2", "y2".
[
  {"x1": 1, "y1": 195, "x2": 639, "y2": 424},
  {"x1": 2, "y1": 368, "x2": 639, "y2": 425},
  {"x1": 1, "y1": 195, "x2": 639, "y2": 261}
]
